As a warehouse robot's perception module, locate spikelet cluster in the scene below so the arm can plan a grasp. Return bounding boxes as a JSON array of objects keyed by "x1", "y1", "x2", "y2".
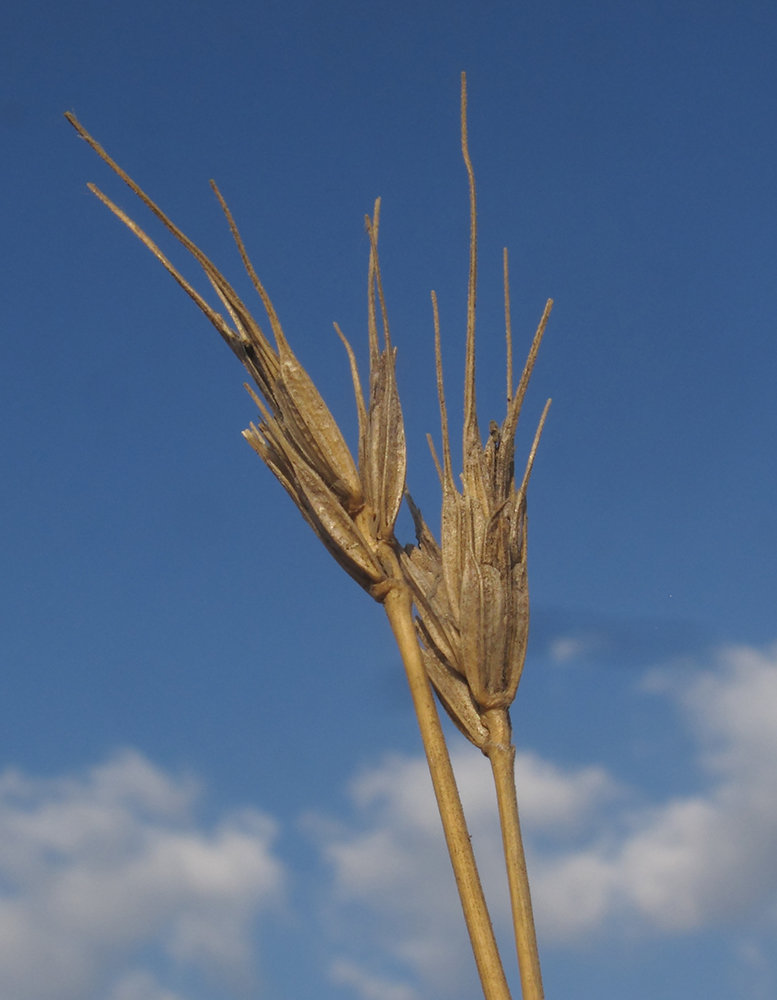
[
  {"x1": 400, "y1": 296, "x2": 551, "y2": 747},
  {"x1": 398, "y1": 78, "x2": 552, "y2": 748},
  {"x1": 65, "y1": 113, "x2": 406, "y2": 599}
]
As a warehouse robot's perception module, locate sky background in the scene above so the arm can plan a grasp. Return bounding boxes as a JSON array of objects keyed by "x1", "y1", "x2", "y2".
[{"x1": 1, "y1": 1, "x2": 776, "y2": 998}]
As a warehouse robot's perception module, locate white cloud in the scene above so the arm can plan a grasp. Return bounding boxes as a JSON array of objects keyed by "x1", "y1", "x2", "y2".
[
  {"x1": 549, "y1": 637, "x2": 587, "y2": 663},
  {"x1": 548, "y1": 633, "x2": 605, "y2": 665},
  {"x1": 106, "y1": 969, "x2": 188, "y2": 1000},
  {"x1": 330, "y1": 958, "x2": 419, "y2": 1000},
  {"x1": 320, "y1": 753, "x2": 468, "y2": 994},
  {"x1": 534, "y1": 642, "x2": 777, "y2": 938},
  {"x1": 0, "y1": 750, "x2": 285, "y2": 1000},
  {"x1": 317, "y1": 747, "x2": 619, "y2": 998},
  {"x1": 314, "y1": 642, "x2": 777, "y2": 997},
  {"x1": 7, "y1": 643, "x2": 776, "y2": 1000}
]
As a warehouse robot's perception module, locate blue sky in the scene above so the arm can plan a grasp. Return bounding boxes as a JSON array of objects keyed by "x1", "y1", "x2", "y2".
[{"x1": 1, "y1": 1, "x2": 776, "y2": 998}]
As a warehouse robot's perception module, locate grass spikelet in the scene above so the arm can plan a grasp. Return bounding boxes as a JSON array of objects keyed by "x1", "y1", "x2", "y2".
[{"x1": 65, "y1": 112, "x2": 405, "y2": 593}]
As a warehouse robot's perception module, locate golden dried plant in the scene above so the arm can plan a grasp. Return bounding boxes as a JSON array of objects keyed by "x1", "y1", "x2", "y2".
[
  {"x1": 402, "y1": 292, "x2": 551, "y2": 745},
  {"x1": 65, "y1": 72, "x2": 550, "y2": 1000},
  {"x1": 398, "y1": 77, "x2": 551, "y2": 1000},
  {"x1": 62, "y1": 114, "x2": 405, "y2": 598}
]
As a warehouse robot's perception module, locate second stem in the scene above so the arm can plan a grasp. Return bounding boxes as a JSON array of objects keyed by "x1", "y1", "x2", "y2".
[
  {"x1": 484, "y1": 707, "x2": 545, "y2": 1000},
  {"x1": 383, "y1": 584, "x2": 512, "y2": 1000}
]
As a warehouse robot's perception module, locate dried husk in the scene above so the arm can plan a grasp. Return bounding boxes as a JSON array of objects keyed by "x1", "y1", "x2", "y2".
[
  {"x1": 399, "y1": 74, "x2": 552, "y2": 740},
  {"x1": 403, "y1": 310, "x2": 551, "y2": 741},
  {"x1": 65, "y1": 114, "x2": 406, "y2": 599}
]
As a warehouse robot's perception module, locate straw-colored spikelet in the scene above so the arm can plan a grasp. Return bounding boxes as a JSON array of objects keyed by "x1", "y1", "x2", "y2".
[
  {"x1": 399, "y1": 87, "x2": 552, "y2": 746},
  {"x1": 64, "y1": 113, "x2": 405, "y2": 599},
  {"x1": 401, "y1": 296, "x2": 551, "y2": 744}
]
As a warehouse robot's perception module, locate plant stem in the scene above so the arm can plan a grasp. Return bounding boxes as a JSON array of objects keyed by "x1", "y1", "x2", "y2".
[
  {"x1": 383, "y1": 584, "x2": 513, "y2": 1000},
  {"x1": 483, "y1": 708, "x2": 545, "y2": 1000}
]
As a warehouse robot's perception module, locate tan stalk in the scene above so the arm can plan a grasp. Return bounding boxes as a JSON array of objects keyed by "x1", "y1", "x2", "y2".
[
  {"x1": 381, "y1": 577, "x2": 512, "y2": 1000},
  {"x1": 483, "y1": 708, "x2": 544, "y2": 1000}
]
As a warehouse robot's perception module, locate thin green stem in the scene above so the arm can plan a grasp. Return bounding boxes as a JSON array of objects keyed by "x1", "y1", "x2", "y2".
[
  {"x1": 382, "y1": 585, "x2": 513, "y2": 1000},
  {"x1": 484, "y1": 708, "x2": 545, "y2": 1000}
]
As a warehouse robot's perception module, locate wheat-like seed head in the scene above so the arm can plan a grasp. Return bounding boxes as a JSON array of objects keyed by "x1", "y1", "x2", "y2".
[
  {"x1": 64, "y1": 114, "x2": 406, "y2": 599},
  {"x1": 400, "y1": 74, "x2": 552, "y2": 746}
]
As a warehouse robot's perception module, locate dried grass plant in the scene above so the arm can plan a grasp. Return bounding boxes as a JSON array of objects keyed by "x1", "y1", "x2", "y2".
[{"x1": 65, "y1": 73, "x2": 552, "y2": 1000}]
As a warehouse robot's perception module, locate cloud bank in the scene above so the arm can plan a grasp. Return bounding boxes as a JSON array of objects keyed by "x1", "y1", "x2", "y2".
[
  {"x1": 317, "y1": 642, "x2": 777, "y2": 999},
  {"x1": 2, "y1": 642, "x2": 776, "y2": 1000},
  {"x1": 0, "y1": 750, "x2": 284, "y2": 1000}
]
